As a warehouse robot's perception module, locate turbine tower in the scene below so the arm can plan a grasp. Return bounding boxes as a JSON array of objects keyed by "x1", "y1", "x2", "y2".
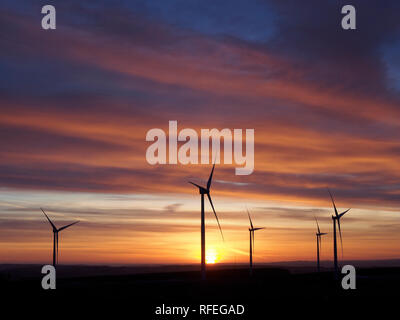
[
  {"x1": 189, "y1": 164, "x2": 224, "y2": 280},
  {"x1": 41, "y1": 208, "x2": 79, "y2": 267},
  {"x1": 327, "y1": 190, "x2": 350, "y2": 277},
  {"x1": 247, "y1": 209, "x2": 265, "y2": 276},
  {"x1": 315, "y1": 217, "x2": 327, "y2": 273}
]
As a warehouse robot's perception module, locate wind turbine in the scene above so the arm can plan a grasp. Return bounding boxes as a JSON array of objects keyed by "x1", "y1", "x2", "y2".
[
  {"x1": 41, "y1": 208, "x2": 79, "y2": 267},
  {"x1": 189, "y1": 164, "x2": 224, "y2": 280},
  {"x1": 247, "y1": 209, "x2": 265, "y2": 276},
  {"x1": 314, "y1": 217, "x2": 327, "y2": 273},
  {"x1": 327, "y1": 190, "x2": 350, "y2": 277}
]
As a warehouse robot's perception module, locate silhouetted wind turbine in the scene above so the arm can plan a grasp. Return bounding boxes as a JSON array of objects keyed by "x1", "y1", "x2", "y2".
[
  {"x1": 189, "y1": 164, "x2": 224, "y2": 280},
  {"x1": 41, "y1": 208, "x2": 79, "y2": 267},
  {"x1": 327, "y1": 190, "x2": 350, "y2": 277},
  {"x1": 315, "y1": 217, "x2": 327, "y2": 273},
  {"x1": 247, "y1": 209, "x2": 265, "y2": 276}
]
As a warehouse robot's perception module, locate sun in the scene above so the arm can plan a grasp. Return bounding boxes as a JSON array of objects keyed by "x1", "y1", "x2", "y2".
[{"x1": 206, "y1": 248, "x2": 218, "y2": 264}]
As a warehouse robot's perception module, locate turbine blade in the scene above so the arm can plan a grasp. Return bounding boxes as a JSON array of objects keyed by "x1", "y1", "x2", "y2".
[
  {"x1": 252, "y1": 231, "x2": 255, "y2": 255},
  {"x1": 58, "y1": 221, "x2": 79, "y2": 232},
  {"x1": 189, "y1": 181, "x2": 203, "y2": 189},
  {"x1": 41, "y1": 208, "x2": 57, "y2": 231},
  {"x1": 338, "y1": 208, "x2": 350, "y2": 218},
  {"x1": 327, "y1": 189, "x2": 339, "y2": 217},
  {"x1": 315, "y1": 216, "x2": 321, "y2": 234},
  {"x1": 56, "y1": 233, "x2": 59, "y2": 265},
  {"x1": 207, "y1": 193, "x2": 224, "y2": 241},
  {"x1": 253, "y1": 227, "x2": 265, "y2": 231},
  {"x1": 207, "y1": 163, "x2": 215, "y2": 190},
  {"x1": 247, "y1": 209, "x2": 254, "y2": 230},
  {"x1": 53, "y1": 232, "x2": 56, "y2": 266},
  {"x1": 250, "y1": 231, "x2": 253, "y2": 255},
  {"x1": 337, "y1": 218, "x2": 344, "y2": 257},
  {"x1": 319, "y1": 235, "x2": 322, "y2": 253}
]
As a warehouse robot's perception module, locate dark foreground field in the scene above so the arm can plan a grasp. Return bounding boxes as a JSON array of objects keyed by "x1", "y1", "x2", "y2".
[{"x1": 1, "y1": 265, "x2": 398, "y2": 318}]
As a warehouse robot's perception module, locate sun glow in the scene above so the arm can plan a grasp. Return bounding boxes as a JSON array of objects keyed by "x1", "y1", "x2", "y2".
[{"x1": 206, "y1": 248, "x2": 218, "y2": 264}]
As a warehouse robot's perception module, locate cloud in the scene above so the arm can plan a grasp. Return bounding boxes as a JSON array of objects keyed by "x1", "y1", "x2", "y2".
[{"x1": 164, "y1": 203, "x2": 183, "y2": 212}]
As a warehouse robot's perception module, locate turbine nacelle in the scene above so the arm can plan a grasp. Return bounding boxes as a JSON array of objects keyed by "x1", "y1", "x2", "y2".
[
  {"x1": 332, "y1": 212, "x2": 349, "y2": 220},
  {"x1": 189, "y1": 182, "x2": 208, "y2": 195}
]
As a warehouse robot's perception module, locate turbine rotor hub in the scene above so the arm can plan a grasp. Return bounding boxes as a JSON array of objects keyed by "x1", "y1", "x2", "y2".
[{"x1": 199, "y1": 188, "x2": 208, "y2": 195}]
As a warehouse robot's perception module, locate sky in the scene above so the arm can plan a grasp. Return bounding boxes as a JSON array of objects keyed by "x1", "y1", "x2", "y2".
[{"x1": 1, "y1": 0, "x2": 400, "y2": 265}]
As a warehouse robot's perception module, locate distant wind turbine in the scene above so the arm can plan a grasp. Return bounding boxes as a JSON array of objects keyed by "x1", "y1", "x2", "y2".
[
  {"x1": 247, "y1": 209, "x2": 265, "y2": 276},
  {"x1": 314, "y1": 217, "x2": 327, "y2": 273},
  {"x1": 327, "y1": 190, "x2": 350, "y2": 277},
  {"x1": 41, "y1": 208, "x2": 79, "y2": 267},
  {"x1": 189, "y1": 164, "x2": 224, "y2": 280}
]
